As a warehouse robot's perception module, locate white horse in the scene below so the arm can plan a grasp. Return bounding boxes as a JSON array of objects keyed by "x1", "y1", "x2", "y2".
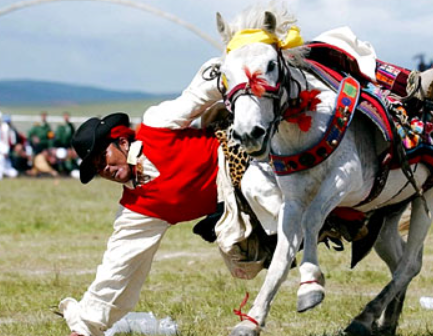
[{"x1": 216, "y1": 5, "x2": 433, "y2": 336}]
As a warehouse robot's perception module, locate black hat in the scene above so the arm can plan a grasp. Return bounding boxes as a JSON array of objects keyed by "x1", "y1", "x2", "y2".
[{"x1": 72, "y1": 113, "x2": 130, "y2": 184}]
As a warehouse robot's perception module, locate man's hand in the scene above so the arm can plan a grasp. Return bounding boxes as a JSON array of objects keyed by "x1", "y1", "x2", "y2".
[{"x1": 69, "y1": 332, "x2": 83, "y2": 336}]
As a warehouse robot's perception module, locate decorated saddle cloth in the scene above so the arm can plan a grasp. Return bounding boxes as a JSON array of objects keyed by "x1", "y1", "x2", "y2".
[{"x1": 305, "y1": 42, "x2": 433, "y2": 172}]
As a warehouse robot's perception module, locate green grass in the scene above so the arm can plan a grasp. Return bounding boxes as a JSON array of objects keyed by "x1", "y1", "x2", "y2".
[{"x1": 0, "y1": 178, "x2": 432, "y2": 336}]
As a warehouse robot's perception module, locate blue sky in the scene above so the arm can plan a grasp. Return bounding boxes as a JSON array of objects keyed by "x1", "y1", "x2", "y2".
[{"x1": 0, "y1": 0, "x2": 432, "y2": 94}]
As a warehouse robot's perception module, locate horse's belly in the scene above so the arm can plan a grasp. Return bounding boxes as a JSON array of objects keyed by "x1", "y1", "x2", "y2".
[{"x1": 354, "y1": 163, "x2": 430, "y2": 212}]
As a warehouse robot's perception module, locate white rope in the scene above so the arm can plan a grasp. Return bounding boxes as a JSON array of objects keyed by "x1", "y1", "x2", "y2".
[{"x1": 0, "y1": 0, "x2": 223, "y2": 51}]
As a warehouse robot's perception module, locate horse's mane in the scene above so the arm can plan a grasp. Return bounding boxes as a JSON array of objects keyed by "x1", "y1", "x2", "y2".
[
  {"x1": 228, "y1": 2, "x2": 296, "y2": 41},
  {"x1": 223, "y1": 1, "x2": 308, "y2": 67}
]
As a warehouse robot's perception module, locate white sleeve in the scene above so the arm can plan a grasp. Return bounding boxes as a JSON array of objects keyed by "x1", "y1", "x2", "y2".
[{"x1": 142, "y1": 57, "x2": 223, "y2": 129}]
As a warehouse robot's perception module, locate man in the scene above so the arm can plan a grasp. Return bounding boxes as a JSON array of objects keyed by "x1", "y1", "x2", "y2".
[
  {"x1": 59, "y1": 58, "x2": 281, "y2": 336},
  {"x1": 27, "y1": 111, "x2": 54, "y2": 154},
  {"x1": 0, "y1": 112, "x2": 19, "y2": 179},
  {"x1": 54, "y1": 112, "x2": 75, "y2": 148}
]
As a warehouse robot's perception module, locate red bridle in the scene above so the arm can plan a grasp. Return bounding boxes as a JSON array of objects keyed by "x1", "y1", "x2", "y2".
[{"x1": 224, "y1": 66, "x2": 282, "y2": 113}]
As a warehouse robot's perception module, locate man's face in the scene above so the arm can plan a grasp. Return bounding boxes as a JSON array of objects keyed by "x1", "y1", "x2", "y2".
[{"x1": 92, "y1": 137, "x2": 132, "y2": 183}]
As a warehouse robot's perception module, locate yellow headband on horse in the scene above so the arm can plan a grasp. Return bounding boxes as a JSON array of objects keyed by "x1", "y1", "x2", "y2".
[{"x1": 226, "y1": 26, "x2": 303, "y2": 53}]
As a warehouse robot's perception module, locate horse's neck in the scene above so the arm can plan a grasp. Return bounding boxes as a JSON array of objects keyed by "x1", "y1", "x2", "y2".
[{"x1": 271, "y1": 69, "x2": 336, "y2": 156}]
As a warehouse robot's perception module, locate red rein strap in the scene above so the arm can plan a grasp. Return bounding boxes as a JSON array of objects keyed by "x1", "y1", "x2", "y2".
[{"x1": 233, "y1": 292, "x2": 260, "y2": 326}]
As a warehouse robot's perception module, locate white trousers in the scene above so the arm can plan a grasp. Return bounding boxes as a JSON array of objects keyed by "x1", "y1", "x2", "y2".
[{"x1": 59, "y1": 206, "x2": 169, "y2": 336}]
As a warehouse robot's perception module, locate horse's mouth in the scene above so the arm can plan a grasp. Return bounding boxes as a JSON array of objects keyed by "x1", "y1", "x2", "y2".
[{"x1": 245, "y1": 130, "x2": 271, "y2": 158}]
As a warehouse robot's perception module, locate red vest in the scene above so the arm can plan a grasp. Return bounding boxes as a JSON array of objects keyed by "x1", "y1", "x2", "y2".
[{"x1": 120, "y1": 124, "x2": 220, "y2": 224}]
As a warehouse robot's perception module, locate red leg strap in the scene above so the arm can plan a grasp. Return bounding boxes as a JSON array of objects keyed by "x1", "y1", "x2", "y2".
[
  {"x1": 300, "y1": 279, "x2": 321, "y2": 286},
  {"x1": 233, "y1": 292, "x2": 260, "y2": 326}
]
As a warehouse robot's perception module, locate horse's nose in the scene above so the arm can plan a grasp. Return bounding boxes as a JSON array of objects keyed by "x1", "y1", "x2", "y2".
[
  {"x1": 232, "y1": 126, "x2": 266, "y2": 143},
  {"x1": 251, "y1": 126, "x2": 266, "y2": 140},
  {"x1": 232, "y1": 129, "x2": 243, "y2": 143}
]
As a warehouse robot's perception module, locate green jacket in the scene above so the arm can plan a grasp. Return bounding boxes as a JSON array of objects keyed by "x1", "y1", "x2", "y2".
[
  {"x1": 27, "y1": 122, "x2": 53, "y2": 152},
  {"x1": 55, "y1": 122, "x2": 75, "y2": 148}
]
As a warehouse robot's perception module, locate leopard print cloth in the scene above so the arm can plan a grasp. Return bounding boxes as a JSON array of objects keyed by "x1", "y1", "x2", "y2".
[{"x1": 214, "y1": 125, "x2": 251, "y2": 188}]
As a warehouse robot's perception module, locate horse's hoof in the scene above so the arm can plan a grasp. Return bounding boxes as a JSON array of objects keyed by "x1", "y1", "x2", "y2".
[
  {"x1": 229, "y1": 321, "x2": 260, "y2": 336},
  {"x1": 373, "y1": 324, "x2": 397, "y2": 336},
  {"x1": 229, "y1": 326, "x2": 259, "y2": 336},
  {"x1": 297, "y1": 290, "x2": 324, "y2": 312},
  {"x1": 344, "y1": 320, "x2": 372, "y2": 336}
]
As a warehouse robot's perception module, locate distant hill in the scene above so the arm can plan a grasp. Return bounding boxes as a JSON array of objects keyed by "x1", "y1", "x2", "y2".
[{"x1": 0, "y1": 80, "x2": 176, "y2": 106}]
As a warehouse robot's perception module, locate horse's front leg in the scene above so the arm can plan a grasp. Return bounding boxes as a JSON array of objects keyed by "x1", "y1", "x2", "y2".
[
  {"x1": 229, "y1": 201, "x2": 303, "y2": 336},
  {"x1": 296, "y1": 206, "x2": 328, "y2": 312},
  {"x1": 296, "y1": 175, "x2": 353, "y2": 312}
]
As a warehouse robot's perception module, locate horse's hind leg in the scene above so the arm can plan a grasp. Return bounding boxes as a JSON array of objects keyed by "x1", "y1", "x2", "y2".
[
  {"x1": 372, "y1": 206, "x2": 407, "y2": 335},
  {"x1": 345, "y1": 191, "x2": 433, "y2": 336}
]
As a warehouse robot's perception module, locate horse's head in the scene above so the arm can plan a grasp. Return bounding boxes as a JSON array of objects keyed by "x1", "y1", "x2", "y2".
[{"x1": 217, "y1": 9, "x2": 303, "y2": 158}]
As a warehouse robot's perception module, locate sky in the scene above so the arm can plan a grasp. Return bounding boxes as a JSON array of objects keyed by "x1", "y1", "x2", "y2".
[{"x1": 0, "y1": 0, "x2": 432, "y2": 94}]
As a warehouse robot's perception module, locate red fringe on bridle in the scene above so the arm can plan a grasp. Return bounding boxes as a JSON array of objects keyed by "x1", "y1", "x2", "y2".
[{"x1": 244, "y1": 67, "x2": 269, "y2": 98}]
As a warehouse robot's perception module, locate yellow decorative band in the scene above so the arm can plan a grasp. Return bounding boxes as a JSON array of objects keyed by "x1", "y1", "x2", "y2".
[{"x1": 226, "y1": 26, "x2": 304, "y2": 53}]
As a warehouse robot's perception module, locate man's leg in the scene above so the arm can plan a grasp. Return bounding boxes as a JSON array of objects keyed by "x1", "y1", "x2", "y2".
[{"x1": 59, "y1": 206, "x2": 169, "y2": 336}]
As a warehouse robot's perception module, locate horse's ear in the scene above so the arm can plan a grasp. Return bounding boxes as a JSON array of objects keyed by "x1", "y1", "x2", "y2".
[
  {"x1": 263, "y1": 11, "x2": 276, "y2": 33},
  {"x1": 216, "y1": 12, "x2": 231, "y2": 44}
]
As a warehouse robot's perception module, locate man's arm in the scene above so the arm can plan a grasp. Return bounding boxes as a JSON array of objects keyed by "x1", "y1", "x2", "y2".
[{"x1": 142, "y1": 58, "x2": 222, "y2": 129}]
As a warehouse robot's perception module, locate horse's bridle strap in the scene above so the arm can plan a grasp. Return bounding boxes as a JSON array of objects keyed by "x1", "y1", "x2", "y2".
[
  {"x1": 225, "y1": 82, "x2": 281, "y2": 108},
  {"x1": 270, "y1": 76, "x2": 361, "y2": 175}
]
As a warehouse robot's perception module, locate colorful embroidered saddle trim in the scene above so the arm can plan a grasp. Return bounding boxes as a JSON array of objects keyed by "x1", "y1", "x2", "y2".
[
  {"x1": 270, "y1": 76, "x2": 361, "y2": 175},
  {"x1": 307, "y1": 59, "x2": 393, "y2": 143}
]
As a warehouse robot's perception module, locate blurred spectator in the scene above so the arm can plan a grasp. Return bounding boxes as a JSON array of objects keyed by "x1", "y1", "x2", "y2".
[
  {"x1": 53, "y1": 147, "x2": 79, "y2": 178},
  {"x1": 0, "y1": 112, "x2": 19, "y2": 179},
  {"x1": 10, "y1": 143, "x2": 32, "y2": 174},
  {"x1": 27, "y1": 111, "x2": 54, "y2": 154},
  {"x1": 29, "y1": 148, "x2": 58, "y2": 177},
  {"x1": 1, "y1": 111, "x2": 80, "y2": 179},
  {"x1": 4, "y1": 114, "x2": 26, "y2": 147},
  {"x1": 54, "y1": 112, "x2": 75, "y2": 148}
]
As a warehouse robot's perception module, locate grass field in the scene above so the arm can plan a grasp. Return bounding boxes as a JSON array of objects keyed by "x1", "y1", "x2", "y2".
[{"x1": 0, "y1": 178, "x2": 432, "y2": 336}]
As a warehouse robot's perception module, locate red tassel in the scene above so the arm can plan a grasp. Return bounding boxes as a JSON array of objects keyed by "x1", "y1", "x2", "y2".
[
  {"x1": 233, "y1": 292, "x2": 260, "y2": 326},
  {"x1": 244, "y1": 67, "x2": 269, "y2": 98},
  {"x1": 283, "y1": 89, "x2": 321, "y2": 132}
]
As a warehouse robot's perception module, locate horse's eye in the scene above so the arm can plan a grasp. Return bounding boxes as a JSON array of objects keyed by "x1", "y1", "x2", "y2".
[{"x1": 267, "y1": 61, "x2": 277, "y2": 73}]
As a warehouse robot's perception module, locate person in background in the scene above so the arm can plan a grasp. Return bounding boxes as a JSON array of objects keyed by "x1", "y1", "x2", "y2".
[
  {"x1": 55, "y1": 112, "x2": 75, "y2": 148},
  {"x1": 29, "y1": 148, "x2": 59, "y2": 177},
  {"x1": 0, "y1": 112, "x2": 18, "y2": 179},
  {"x1": 54, "y1": 147, "x2": 79, "y2": 178},
  {"x1": 27, "y1": 111, "x2": 54, "y2": 155},
  {"x1": 10, "y1": 143, "x2": 32, "y2": 175}
]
